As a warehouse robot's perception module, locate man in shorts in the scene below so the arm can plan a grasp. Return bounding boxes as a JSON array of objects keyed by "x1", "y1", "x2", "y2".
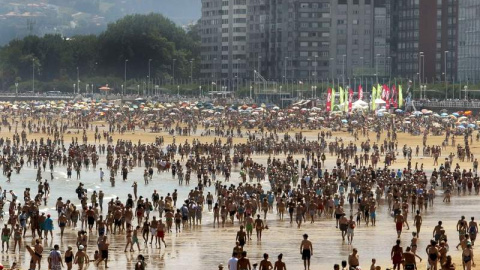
[
  {"x1": 236, "y1": 225, "x2": 247, "y2": 247},
  {"x1": 1, "y1": 225, "x2": 11, "y2": 252},
  {"x1": 300, "y1": 234, "x2": 313, "y2": 270}
]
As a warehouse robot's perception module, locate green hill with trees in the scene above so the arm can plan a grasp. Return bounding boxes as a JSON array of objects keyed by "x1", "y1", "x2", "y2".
[{"x1": 0, "y1": 13, "x2": 200, "y2": 93}]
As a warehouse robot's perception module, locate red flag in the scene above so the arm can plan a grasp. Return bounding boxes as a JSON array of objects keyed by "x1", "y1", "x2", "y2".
[
  {"x1": 381, "y1": 85, "x2": 387, "y2": 100},
  {"x1": 391, "y1": 85, "x2": 397, "y2": 108},
  {"x1": 358, "y1": 85, "x2": 363, "y2": 101},
  {"x1": 348, "y1": 88, "x2": 353, "y2": 112},
  {"x1": 326, "y1": 88, "x2": 332, "y2": 112},
  {"x1": 385, "y1": 85, "x2": 390, "y2": 109}
]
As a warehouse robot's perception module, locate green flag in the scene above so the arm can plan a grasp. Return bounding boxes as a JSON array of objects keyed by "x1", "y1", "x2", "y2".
[
  {"x1": 371, "y1": 86, "x2": 377, "y2": 110},
  {"x1": 377, "y1": 84, "x2": 382, "y2": 100},
  {"x1": 399, "y1": 85, "x2": 403, "y2": 108}
]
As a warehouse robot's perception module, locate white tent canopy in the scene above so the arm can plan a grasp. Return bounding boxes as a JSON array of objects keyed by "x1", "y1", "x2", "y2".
[
  {"x1": 352, "y1": 100, "x2": 368, "y2": 107},
  {"x1": 374, "y1": 98, "x2": 386, "y2": 104}
]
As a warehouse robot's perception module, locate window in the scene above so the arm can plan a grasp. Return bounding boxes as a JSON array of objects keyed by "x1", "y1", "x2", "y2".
[
  {"x1": 353, "y1": 20, "x2": 359, "y2": 25},
  {"x1": 300, "y1": 42, "x2": 309, "y2": 47}
]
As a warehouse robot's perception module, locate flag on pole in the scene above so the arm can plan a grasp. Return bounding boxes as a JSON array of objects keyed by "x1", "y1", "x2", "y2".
[
  {"x1": 348, "y1": 88, "x2": 353, "y2": 112},
  {"x1": 377, "y1": 84, "x2": 382, "y2": 100},
  {"x1": 358, "y1": 85, "x2": 363, "y2": 101},
  {"x1": 339, "y1": 86, "x2": 344, "y2": 104},
  {"x1": 326, "y1": 88, "x2": 332, "y2": 112},
  {"x1": 399, "y1": 85, "x2": 404, "y2": 108},
  {"x1": 371, "y1": 86, "x2": 377, "y2": 110},
  {"x1": 385, "y1": 85, "x2": 390, "y2": 109},
  {"x1": 331, "y1": 87, "x2": 336, "y2": 110},
  {"x1": 391, "y1": 85, "x2": 397, "y2": 108},
  {"x1": 344, "y1": 89, "x2": 348, "y2": 112}
]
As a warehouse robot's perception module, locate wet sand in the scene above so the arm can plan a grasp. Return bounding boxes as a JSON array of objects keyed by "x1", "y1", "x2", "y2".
[{"x1": 0, "y1": 124, "x2": 476, "y2": 269}]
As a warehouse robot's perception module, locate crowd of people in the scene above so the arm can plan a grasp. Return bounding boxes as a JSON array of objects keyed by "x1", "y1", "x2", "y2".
[{"x1": 0, "y1": 100, "x2": 476, "y2": 270}]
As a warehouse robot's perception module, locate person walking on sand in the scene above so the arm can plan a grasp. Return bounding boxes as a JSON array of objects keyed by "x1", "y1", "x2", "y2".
[
  {"x1": 97, "y1": 235, "x2": 110, "y2": 268},
  {"x1": 237, "y1": 251, "x2": 251, "y2": 270},
  {"x1": 394, "y1": 211, "x2": 405, "y2": 238},
  {"x1": 74, "y1": 245, "x2": 89, "y2": 270},
  {"x1": 414, "y1": 210, "x2": 422, "y2": 237},
  {"x1": 300, "y1": 234, "x2": 313, "y2": 270},
  {"x1": 254, "y1": 215, "x2": 264, "y2": 241},
  {"x1": 48, "y1": 244, "x2": 64, "y2": 270},
  {"x1": 273, "y1": 254, "x2": 286, "y2": 270},
  {"x1": 348, "y1": 248, "x2": 359, "y2": 269},
  {"x1": 391, "y1": 239, "x2": 403, "y2": 270},
  {"x1": 462, "y1": 242, "x2": 475, "y2": 270}
]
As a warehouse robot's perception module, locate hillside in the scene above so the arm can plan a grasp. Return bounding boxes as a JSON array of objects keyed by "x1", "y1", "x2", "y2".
[{"x1": 0, "y1": 0, "x2": 201, "y2": 45}]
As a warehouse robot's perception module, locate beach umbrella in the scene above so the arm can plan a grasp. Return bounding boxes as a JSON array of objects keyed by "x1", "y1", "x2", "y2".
[
  {"x1": 412, "y1": 111, "x2": 422, "y2": 116},
  {"x1": 452, "y1": 112, "x2": 460, "y2": 117},
  {"x1": 457, "y1": 125, "x2": 466, "y2": 129},
  {"x1": 441, "y1": 113, "x2": 448, "y2": 117},
  {"x1": 377, "y1": 112, "x2": 384, "y2": 117},
  {"x1": 341, "y1": 119, "x2": 348, "y2": 123},
  {"x1": 468, "y1": 124, "x2": 476, "y2": 128},
  {"x1": 395, "y1": 109, "x2": 404, "y2": 113}
]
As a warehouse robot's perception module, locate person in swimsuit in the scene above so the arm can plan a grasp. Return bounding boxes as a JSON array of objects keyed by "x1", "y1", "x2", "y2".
[
  {"x1": 402, "y1": 246, "x2": 419, "y2": 270},
  {"x1": 245, "y1": 214, "x2": 254, "y2": 241},
  {"x1": 426, "y1": 240, "x2": 440, "y2": 270},
  {"x1": 461, "y1": 241, "x2": 475, "y2": 270},
  {"x1": 273, "y1": 253, "x2": 286, "y2": 270},
  {"x1": 12, "y1": 224, "x2": 22, "y2": 253},
  {"x1": 58, "y1": 213, "x2": 67, "y2": 239},
  {"x1": 1, "y1": 224, "x2": 11, "y2": 252},
  {"x1": 26, "y1": 244, "x2": 42, "y2": 270},
  {"x1": 394, "y1": 211, "x2": 405, "y2": 238},
  {"x1": 156, "y1": 220, "x2": 167, "y2": 248},
  {"x1": 65, "y1": 246, "x2": 73, "y2": 270},
  {"x1": 237, "y1": 251, "x2": 251, "y2": 270},
  {"x1": 254, "y1": 215, "x2": 264, "y2": 241},
  {"x1": 300, "y1": 234, "x2": 313, "y2": 270},
  {"x1": 236, "y1": 225, "x2": 247, "y2": 247},
  {"x1": 74, "y1": 245, "x2": 89, "y2": 270},
  {"x1": 124, "y1": 224, "x2": 135, "y2": 252},
  {"x1": 390, "y1": 239, "x2": 403, "y2": 270},
  {"x1": 469, "y1": 217, "x2": 478, "y2": 246}
]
